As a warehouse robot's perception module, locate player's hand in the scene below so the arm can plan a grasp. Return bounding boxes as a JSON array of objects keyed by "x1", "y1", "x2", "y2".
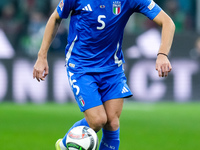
[
  {"x1": 156, "y1": 54, "x2": 172, "y2": 77},
  {"x1": 33, "y1": 57, "x2": 49, "y2": 82}
]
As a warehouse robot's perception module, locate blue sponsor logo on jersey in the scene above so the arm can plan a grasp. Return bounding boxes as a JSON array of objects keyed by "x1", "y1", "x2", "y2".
[{"x1": 113, "y1": 1, "x2": 121, "y2": 15}]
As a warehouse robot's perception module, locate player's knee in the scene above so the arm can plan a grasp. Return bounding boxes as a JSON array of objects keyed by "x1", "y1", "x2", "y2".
[
  {"x1": 89, "y1": 115, "x2": 107, "y2": 131},
  {"x1": 104, "y1": 118, "x2": 120, "y2": 131}
]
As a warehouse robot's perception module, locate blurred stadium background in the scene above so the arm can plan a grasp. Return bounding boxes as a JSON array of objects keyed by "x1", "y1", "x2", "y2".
[{"x1": 0, "y1": 0, "x2": 200, "y2": 150}]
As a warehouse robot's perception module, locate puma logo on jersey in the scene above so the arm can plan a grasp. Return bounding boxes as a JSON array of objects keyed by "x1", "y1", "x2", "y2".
[{"x1": 82, "y1": 4, "x2": 93, "y2": 11}]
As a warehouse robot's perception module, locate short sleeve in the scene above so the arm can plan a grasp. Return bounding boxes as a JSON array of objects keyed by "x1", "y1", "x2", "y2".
[
  {"x1": 57, "y1": 0, "x2": 75, "y2": 19},
  {"x1": 134, "y1": 0, "x2": 162, "y2": 20}
]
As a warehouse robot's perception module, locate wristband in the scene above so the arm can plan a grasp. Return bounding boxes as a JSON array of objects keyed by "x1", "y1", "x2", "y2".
[{"x1": 157, "y1": 53, "x2": 168, "y2": 58}]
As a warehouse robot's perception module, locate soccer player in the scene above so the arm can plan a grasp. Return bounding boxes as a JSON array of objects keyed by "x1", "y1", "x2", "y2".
[{"x1": 33, "y1": 0, "x2": 175, "y2": 149}]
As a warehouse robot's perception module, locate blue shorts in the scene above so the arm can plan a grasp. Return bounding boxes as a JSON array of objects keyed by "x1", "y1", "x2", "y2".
[{"x1": 66, "y1": 66, "x2": 132, "y2": 112}]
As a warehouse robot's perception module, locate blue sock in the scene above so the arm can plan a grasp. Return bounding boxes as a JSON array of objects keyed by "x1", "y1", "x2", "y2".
[
  {"x1": 99, "y1": 128, "x2": 120, "y2": 150},
  {"x1": 62, "y1": 118, "x2": 89, "y2": 147}
]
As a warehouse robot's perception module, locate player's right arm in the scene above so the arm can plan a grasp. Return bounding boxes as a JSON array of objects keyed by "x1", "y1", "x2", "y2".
[{"x1": 33, "y1": 9, "x2": 62, "y2": 82}]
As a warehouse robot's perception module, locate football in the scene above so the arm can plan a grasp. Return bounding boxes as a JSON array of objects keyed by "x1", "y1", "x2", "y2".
[{"x1": 66, "y1": 126, "x2": 98, "y2": 150}]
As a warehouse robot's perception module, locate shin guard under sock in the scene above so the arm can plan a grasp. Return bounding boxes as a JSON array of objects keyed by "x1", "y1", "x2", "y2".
[{"x1": 99, "y1": 128, "x2": 120, "y2": 150}]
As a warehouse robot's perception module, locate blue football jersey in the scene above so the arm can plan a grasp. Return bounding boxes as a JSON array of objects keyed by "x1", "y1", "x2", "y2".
[{"x1": 57, "y1": 0, "x2": 161, "y2": 73}]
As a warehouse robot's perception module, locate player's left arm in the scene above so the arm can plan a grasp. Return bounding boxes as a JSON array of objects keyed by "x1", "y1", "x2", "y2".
[{"x1": 153, "y1": 10, "x2": 175, "y2": 77}]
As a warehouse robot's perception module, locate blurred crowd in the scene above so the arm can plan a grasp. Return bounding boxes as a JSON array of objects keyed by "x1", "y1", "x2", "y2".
[
  {"x1": 0, "y1": 0, "x2": 196, "y2": 56},
  {"x1": 126, "y1": 0, "x2": 196, "y2": 34},
  {"x1": 0, "y1": 0, "x2": 68, "y2": 56}
]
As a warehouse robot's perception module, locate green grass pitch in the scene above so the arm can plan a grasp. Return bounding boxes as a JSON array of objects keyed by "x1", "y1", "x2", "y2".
[{"x1": 0, "y1": 102, "x2": 200, "y2": 150}]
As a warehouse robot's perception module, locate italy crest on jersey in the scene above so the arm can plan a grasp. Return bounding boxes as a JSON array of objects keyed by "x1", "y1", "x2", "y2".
[{"x1": 113, "y1": 1, "x2": 121, "y2": 15}]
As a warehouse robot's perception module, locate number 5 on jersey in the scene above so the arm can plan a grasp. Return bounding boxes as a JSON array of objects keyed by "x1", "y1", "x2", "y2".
[
  {"x1": 97, "y1": 15, "x2": 106, "y2": 30},
  {"x1": 68, "y1": 71, "x2": 80, "y2": 95}
]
